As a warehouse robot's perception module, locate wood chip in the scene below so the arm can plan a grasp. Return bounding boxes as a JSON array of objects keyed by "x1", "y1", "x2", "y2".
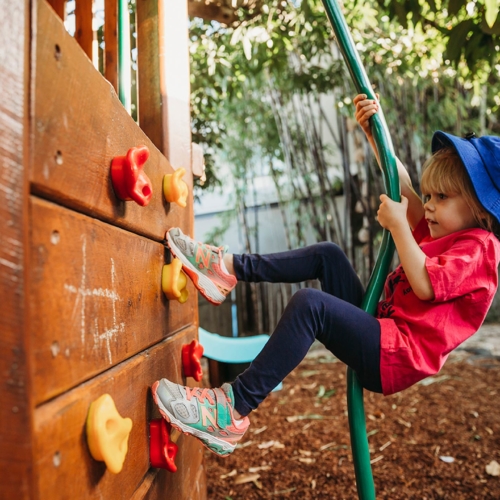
[
  {"x1": 379, "y1": 441, "x2": 392, "y2": 452},
  {"x1": 286, "y1": 414, "x2": 332, "y2": 423},
  {"x1": 251, "y1": 426, "x2": 268, "y2": 435},
  {"x1": 486, "y1": 460, "x2": 500, "y2": 476},
  {"x1": 319, "y1": 441, "x2": 337, "y2": 451},
  {"x1": 397, "y1": 418, "x2": 412, "y2": 428},
  {"x1": 248, "y1": 465, "x2": 271, "y2": 473},
  {"x1": 234, "y1": 473, "x2": 261, "y2": 485},
  {"x1": 220, "y1": 469, "x2": 237, "y2": 480},
  {"x1": 258, "y1": 440, "x2": 285, "y2": 449},
  {"x1": 236, "y1": 440, "x2": 254, "y2": 449}
]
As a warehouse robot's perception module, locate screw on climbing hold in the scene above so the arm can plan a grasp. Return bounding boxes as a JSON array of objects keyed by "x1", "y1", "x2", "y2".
[
  {"x1": 182, "y1": 339, "x2": 204, "y2": 382},
  {"x1": 110, "y1": 146, "x2": 153, "y2": 206},
  {"x1": 163, "y1": 168, "x2": 188, "y2": 208},
  {"x1": 86, "y1": 394, "x2": 133, "y2": 474},
  {"x1": 149, "y1": 419, "x2": 179, "y2": 472},
  {"x1": 161, "y1": 258, "x2": 189, "y2": 303}
]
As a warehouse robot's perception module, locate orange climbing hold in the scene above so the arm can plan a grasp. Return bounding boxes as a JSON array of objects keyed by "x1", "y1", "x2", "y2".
[{"x1": 163, "y1": 168, "x2": 188, "y2": 208}]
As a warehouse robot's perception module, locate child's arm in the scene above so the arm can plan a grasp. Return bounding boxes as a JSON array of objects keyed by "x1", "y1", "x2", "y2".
[
  {"x1": 353, "y1": 94, "x2": 425, "y2": 230},
  {"x1": 378, "y1": 194, "x2": 435, "y2": 301}
]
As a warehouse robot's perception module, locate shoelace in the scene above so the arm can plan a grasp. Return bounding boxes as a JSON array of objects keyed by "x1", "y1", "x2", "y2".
[
  {"x1": 185, "y1": 387, "x2": 215, "y2": 405},
  {"x1": 197, "y1": 241, "x2": 224, "y2": 255}
]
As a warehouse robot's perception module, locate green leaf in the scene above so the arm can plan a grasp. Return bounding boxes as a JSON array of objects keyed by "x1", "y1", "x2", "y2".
[
  {"x1": 485, "y1": 0, "x2": 500, "y2": 28},
  {"x1": 445, "y1": 19, "x2": 475, "y2": 64},
  {"x1": 322, "y1": 389, "x2": 337, "y2": 398},
  {"x1": 427, "y1": 0, "x2": 437, "y2": 13},
  {"x1": 448, "y1": 0, "x2": 466, "y2": 17},
  {"x1": 394, "y1": 1, "x2": 408, "y2": 28},
  {"x1": 480, "y1": 15, "x2": 500, "y2": 34}
]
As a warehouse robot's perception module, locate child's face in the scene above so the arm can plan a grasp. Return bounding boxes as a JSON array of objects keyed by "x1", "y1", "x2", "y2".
[{"x1": 423, "y1": 190, "x2": 478, "y2": 239}]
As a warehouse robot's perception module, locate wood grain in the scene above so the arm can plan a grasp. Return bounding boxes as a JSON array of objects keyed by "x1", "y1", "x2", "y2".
[
  {"x1": 140, "y1": 447, "x2": 207, "y2": 500},
  {"x1": 47, "y1": 0, "x2": 66, "y2": 19},
  {"x1": 32, "y1": 0, "x2": 193, "y2": 242},
  {"x1": 34, "y1": 327, "x2": 206, "y2": 500},
  {"x1": 136, "y1": 0, "x2": 162, "y2": 152},
  {"x1": 104, "y1": 0, "x2": 118, "y2": 91},
  {"x1": 0, "y1": 1, "x2": 35, "y2": 498},
  {"x1": 30, "y1": 197, "x2": 197, "y2": 404},
  {"x1": 75, "y1": 0, "x2": 93, "y2": 60}
]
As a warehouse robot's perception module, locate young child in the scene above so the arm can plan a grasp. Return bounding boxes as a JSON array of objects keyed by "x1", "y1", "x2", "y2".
[{"x1": 152, "y1": 94, "x2": 500, "y2": 457}]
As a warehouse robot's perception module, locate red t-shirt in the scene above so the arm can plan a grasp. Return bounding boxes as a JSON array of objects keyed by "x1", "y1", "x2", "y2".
[{"x1": 377, "y1": 217, "x2": 500, "y2": 395}]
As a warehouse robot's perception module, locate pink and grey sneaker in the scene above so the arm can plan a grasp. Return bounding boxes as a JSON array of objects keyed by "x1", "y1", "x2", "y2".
[
  {"x1": 166, "y1": 227, "x2": 237, "y2": 305},
  {"x1": 152, "y1": 379, "x2": 250, "y2": 456}
]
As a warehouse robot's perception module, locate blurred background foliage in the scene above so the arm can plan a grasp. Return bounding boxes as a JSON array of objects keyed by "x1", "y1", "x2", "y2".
[{"x1": 189, "y1": 0, "x2": 499, "y2": 275}]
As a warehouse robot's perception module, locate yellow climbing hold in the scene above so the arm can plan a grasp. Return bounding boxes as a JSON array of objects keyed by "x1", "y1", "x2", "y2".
[
  {"x1": 162, "y1": 258, "x2": 189, "y2": 303},
  {"x1": 86, "y1": 394, "x2": 133, "y2": 474}
]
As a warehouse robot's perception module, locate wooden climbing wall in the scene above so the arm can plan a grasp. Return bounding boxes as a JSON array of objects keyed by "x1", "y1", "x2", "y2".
[{"x1": 0, "y1": 0, "x2": 206, "y2": 498}]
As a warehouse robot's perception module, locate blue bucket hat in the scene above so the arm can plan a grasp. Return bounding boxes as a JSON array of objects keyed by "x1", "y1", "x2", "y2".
[{"x1": 432, "y1": 131, "x2": 500, "y2": 224}]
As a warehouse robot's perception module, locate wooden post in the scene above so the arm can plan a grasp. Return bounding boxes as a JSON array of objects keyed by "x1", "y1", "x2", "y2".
[
  {"x1": 136, "y1": 0, "x2": 162, "y2": 148},
  {"x1": 47, "y1": 0, "x2": 66, "y2": 19},
  {"x1": 136, "y1": 0, "x2": 192, "y2": 170},
  {"x1": 104, "y1": 0, "x2": 118, "y2": 91},
  {"x1": 75, "y1": 0, "x2": 94, "y2": 60},
  {"x1": 157, "y1": 0, "x2": 192, "y2": 170},
  {"x1": 0, "y1": 0, "x2": 34, "y2": 497}
]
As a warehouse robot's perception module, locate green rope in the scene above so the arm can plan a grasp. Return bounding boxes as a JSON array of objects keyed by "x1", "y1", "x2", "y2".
[{"x1": 320, "y1": 1, "x2": 400, "y2": 498}]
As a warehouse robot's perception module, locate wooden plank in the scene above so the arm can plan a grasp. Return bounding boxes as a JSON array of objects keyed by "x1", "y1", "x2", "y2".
[
  {"x1": 104, "y1": 0, "x2": 118, "y2": 91},
  {"x1": 130, "y1": 444, "x2": 207, "y2": 500},
  {"x1": 32, "y1": 0, "x2": 192, "y2": 243},
  {"x1": 136, "y1": 0, "x2": 162, "y2": 151},
  {"x1": 34, "y1": 327, "x2": 206, "y2": 500},
  {"x1": 141, "y1": 445, "x2": 207, "y2": 500},
  {"x1": 75, "y1": 0, "x2": 93, "y2": 60},
  {"x1": 30, "y1": 197, "x2": 197, "y2": 404},
  {"x1": 0, "y1": 1, "x2": 35, "y2": 498},
  {"x1": 47, "y1": 0, "x2": 66, "y2": 19}
]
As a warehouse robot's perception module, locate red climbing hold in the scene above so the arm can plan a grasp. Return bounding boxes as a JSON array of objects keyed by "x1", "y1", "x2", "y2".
[
  {"x1": 110, "y1": 146, "x2": 153, "y2": 206},
  {"x1": 181, "y1": 339, "x2": 204, "y2": 382},
  {"x1": 149, "y1": 418, "x2": 178, "y2": 472}
]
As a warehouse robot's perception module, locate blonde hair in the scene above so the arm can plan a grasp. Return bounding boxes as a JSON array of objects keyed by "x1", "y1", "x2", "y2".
[{"x1": 420, "y1": 147, "x2": 496, "y2": 233}]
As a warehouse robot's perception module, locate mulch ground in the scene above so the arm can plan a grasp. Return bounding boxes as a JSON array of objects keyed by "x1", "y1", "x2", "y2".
[{"x1": 205, "y1": 348, "x2": 500, "y2": 499}]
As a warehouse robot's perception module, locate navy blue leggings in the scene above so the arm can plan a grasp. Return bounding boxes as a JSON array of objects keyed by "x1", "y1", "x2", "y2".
[{"x1": 230, "y1": 243, "x2": 382, "y2": 417}]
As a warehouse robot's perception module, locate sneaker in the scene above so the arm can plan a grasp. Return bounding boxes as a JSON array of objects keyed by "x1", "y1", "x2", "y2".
[
  {"x1": 152, "y1": 379, "x2": 250, "y2": 456},
  {"x1": 166, "y1": 228, "x2": 237, "y2": 305}
]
